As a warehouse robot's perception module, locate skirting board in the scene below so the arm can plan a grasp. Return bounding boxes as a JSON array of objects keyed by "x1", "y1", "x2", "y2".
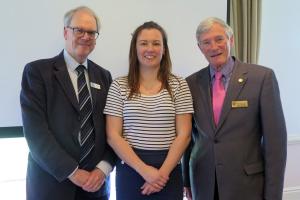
[
  {"x1": 288, "y1": 135, "x2": 300, "y2": 145},
  {"x1": 283, "y1": 186, "x2": 300, "y2": 200}
]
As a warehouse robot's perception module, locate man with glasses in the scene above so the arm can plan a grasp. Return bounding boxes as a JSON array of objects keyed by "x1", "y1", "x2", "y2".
[{"x1": 20, "y1": 6, "x2": 115, "y2": 200}]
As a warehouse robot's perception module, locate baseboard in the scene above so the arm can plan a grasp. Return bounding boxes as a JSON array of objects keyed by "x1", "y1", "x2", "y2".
[
  {"x1": 283, "y1": 186, "x2": 300, "y2": 200},
  {"x1": 288, "y1": 135, "x2": 300, "y2": 145}
]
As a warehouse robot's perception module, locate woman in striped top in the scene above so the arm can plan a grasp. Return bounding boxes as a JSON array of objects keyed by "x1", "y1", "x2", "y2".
[{"x1": 104, "y1": 21, "x2": 193, "y2": 200}]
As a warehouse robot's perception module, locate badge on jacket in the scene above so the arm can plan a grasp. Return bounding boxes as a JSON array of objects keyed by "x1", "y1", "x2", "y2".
[
  {"x1": 232, "y1": 100, "x2": 248, "y2": 108},
  {"x1": 90, "y1": 82, "x2": 101, "y2": 90}
]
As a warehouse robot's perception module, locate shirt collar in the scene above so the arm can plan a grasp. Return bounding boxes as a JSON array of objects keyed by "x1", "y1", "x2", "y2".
[
  {"x1": 63, "y1": 49, "x2": 88, "y2": 72},
  {"x1": 209, "y1": 56, "x2": 234, "y2": 80}
]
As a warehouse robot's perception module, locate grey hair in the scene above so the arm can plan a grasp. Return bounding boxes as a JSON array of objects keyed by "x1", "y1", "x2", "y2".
[
  {"x1": 64, "y1": 6, "x2": 100, "y2": 32},
  {"x1": 196, "y1": 17, "x2": 233, "y2": 43}
]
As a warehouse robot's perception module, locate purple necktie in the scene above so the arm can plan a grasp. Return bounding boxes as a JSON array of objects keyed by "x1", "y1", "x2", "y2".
[{"x1": 212, "y1": 71, "x2": 225, "y2": 125}]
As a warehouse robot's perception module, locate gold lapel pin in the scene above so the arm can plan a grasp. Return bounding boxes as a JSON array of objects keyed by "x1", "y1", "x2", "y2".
[{"x1": 238, "y1": 78, "x2": 243, "y2": 83}]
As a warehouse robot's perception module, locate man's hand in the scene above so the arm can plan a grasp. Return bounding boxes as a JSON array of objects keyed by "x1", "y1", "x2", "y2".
[
  {"x1": 184, "y1": 187, "x2": 192, "y2": 200},
  {"x1": 69, "y1": 169, "x2": 90, "y2": 187},
  {"x1": 82, "y1": 168, "x2": 106, "y2": 192}
]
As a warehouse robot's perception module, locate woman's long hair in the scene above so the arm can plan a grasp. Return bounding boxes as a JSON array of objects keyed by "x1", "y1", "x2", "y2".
[{"x1": 128, "y1": 21, "x2": 173, "y2": 99}]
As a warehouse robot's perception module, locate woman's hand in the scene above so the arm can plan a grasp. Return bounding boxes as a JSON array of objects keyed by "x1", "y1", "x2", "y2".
[
  {"x1": 140, "y1": 182, "x2": 161, "y2": 195},
  {"x1": 139, "y1": 165, "x2": 168, "y2": 188}
]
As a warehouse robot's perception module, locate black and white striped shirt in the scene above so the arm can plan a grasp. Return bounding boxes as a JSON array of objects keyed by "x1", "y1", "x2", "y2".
[{"x1": 104, "y1": 75, "x2": 194, "y2": 150}]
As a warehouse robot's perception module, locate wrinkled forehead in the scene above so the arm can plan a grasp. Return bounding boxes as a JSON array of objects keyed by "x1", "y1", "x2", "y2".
[{"x1": 199, "y1": 24, "x2": 228, "y2": 40}]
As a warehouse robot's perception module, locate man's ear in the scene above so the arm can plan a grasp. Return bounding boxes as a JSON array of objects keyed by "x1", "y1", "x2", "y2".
[
  {"x1": 197, "y1": 43, "x2": 201, "y2": 50},
  {"x1": 198, "y1": 43, "x2": 204, "y2": 53},
  {"x1": 229, "y1": 35, "x2": 234, "y2": 48},
  {"x1": 63, "y1": 27, "x2": 68, "y2": 40}
]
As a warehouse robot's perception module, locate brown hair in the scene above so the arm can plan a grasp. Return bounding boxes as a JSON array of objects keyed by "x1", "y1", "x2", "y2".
[{"x1": 128, "y1": 21, "x2": 173, "y2": 99}]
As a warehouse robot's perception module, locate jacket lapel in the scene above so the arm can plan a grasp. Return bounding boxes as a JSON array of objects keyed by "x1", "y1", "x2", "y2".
[
  {"x1": 87, "y1": 61, "x2": 100, "y2": 110},
  {"x1": 216, "y1": 61, "x2": 248, "y2": 131},
  {"x1": 54, "y1": 52, "x2": 79, "y2": 113},
  {"x1": 194, "y1": 67, "x2": 215, "y2": 132}
]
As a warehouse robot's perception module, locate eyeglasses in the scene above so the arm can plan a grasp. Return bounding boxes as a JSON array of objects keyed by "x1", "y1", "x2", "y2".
[{"x1": 67, "y1": 26, "x2": 99, "y2": 39}]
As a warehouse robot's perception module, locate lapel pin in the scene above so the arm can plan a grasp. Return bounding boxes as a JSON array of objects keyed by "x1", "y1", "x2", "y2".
[{"x1": 238, "y1": 78, "x2": 244, "y2": 83}]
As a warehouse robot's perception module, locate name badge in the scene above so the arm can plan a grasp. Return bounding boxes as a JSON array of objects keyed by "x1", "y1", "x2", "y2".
[
  {"x1": 90, "y1": 82, "x2": 101, "y2": 90},
  {"x1": 232, "y1": 100, "x2": 248, "y2": 108}
]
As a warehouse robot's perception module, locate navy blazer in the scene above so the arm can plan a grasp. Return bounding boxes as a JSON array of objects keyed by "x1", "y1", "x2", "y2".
[
  {"x1": 182, "y1": 58, "x2": 287, "y2": 200},
  {"x1": 20, "y1": 51, "x2": 116, "y2": 200}
]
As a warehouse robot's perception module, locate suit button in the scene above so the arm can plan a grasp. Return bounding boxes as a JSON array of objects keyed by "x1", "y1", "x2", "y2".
[
  {"x1": 78, "y1": 116, "x2": 81, "y2": 121},
  {"x1": 214, "y1": 139, "x2": 219, "y2": 143}
]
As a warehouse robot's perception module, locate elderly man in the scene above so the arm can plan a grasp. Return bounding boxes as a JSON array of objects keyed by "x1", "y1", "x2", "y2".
[
  {"x1": 20, "y1": 6, "x2": 115, "y2": 200},
  {"x1": 183, "y1": 17, "x2": 287, "y2": 200}
]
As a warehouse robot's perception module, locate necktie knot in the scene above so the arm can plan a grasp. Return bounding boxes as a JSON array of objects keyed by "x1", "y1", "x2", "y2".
[
  {"x1": 76, "y1": 65, "x2": 85, "y2": 75},
  {"x1": 215, "y1": 71, "x2": 223, "y2": 80}
]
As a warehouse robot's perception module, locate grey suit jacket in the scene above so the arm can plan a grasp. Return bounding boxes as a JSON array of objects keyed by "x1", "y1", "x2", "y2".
[
  {"x1": 182, "y1": 58, "x2": 287, "y2": 200},
  {"x1": 20, "y1": 51, "x2": 116, "y2": 200}
]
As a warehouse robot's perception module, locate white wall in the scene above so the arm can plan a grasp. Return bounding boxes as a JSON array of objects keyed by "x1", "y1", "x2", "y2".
[
  {"x1": 1, "y1": 0, "x2": 298, "y2": 197},
  {"x1": 260, "y1": 0, "x2": 300, "y2": 199},
  {"x1": 260, "y1": 0, "x2": 300, "y2": 137},
  {"x1": 0, "y1": 0, "x2": 226, "y2": 127},
  {"x1": 284, "y1": 139, "x2": 300, "y2": 200}
]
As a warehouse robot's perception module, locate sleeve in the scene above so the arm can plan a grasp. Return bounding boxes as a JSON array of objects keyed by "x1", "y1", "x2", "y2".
[
  {"x1": 104, "y1": 79, "x2": 124, "y2": 117},
  {"x1": 174, "y1": 77, "x2": 194, "y2": 114},
  {"x1": 97, "y1": 69, "x2": 117, "y2": 172},
  {"x1": 182, "y1": 139, "x2": 193, "y2": 187},
  {"x1": 20, "y1": 63, "x2": 78, "y2": 182},
  {"x1": 96, "y1": 160, "x2": 113, "y2": 176},
  {"x1": 260, "y1": 69, "x2": 287, "y2": 200}
]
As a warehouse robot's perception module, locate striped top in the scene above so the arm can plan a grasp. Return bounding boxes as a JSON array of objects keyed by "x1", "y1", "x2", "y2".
[{"x1": 104, "y1": 75, "x2": 194, "y2": 150}]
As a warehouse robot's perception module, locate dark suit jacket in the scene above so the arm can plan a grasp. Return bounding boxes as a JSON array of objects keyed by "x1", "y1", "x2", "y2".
[
  {"x1": 182, "y1": 58, "x2": 287, "y2": 200},
  {"x1": 20, "y1": 51, "x2": 116, "y2": 200}
]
